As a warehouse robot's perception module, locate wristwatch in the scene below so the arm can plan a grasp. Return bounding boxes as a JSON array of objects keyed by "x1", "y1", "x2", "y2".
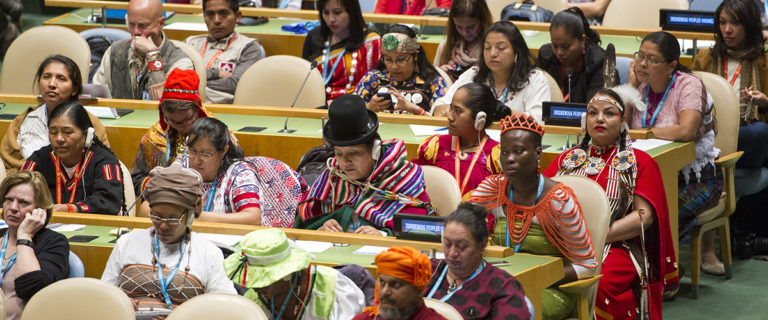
[{"x1": 17, "y1": 239, "x2": 34, "y2": 248}]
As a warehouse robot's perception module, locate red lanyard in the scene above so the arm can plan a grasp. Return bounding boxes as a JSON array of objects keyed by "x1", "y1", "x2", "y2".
[
  {"x1": 453, "y1": 136, "x2": 488, "y2": 195},
  {"x1": 52, "y1": 151, "x2": 91, "y2": 204},
  {"x1": 724, "y1": 57, "x2": 742, "y2": 87},
  {"x1": 200, "y1": 34, "x2": 237, "y2": 69}
]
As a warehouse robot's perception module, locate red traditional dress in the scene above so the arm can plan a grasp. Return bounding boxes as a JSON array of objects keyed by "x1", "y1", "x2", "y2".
[
  {"x1": 306, "y1": 31, "x2": 382, "y2": 103},
  {"x1": 412, "y1": 134, "x2": 500, "y2": 198},
  {"x1": 544, "y1": 145, "x2": 679, "y2": 320}
]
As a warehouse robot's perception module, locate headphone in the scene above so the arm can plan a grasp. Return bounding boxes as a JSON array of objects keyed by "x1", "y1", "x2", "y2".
[
  {"x1": 84, "y1": 127, "x2": 95, "y2": 149},
  {"x1": 371, "y1": 139, "x2": 382, "y2": 161},
  {"x1": 580, "y1": 112, "x2": 587, "y2": 133},
  {"x1": 474, "y1": 111, "x2": 487, "y2": 131}
]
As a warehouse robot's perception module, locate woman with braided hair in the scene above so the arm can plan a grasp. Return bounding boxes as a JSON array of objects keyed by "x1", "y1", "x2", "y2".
[
  {"x1": 296, "y1": 95, "x2": 432, "y2": 236},
  {"x1": 469, "y1": 113, "x2": 596, "y2": 320},
  {"x1": 543, "y1": 88, "x2": 679, "y2": 320}
]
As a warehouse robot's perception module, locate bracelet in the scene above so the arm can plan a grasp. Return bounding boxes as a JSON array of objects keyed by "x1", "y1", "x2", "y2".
[
  {"x1": 146, "y1": 50, "x2": 161, "y2": 61},
  {"x1": 147, "y1": 59, "x2": 164, "y2": 72},
  {"x1": 17, "y1": 239, "x2": 34, "y2": 248}
]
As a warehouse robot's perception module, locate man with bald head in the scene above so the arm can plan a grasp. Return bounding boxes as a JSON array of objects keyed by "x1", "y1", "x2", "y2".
[{"x1": 93, "y1": 0, "x2": 194, "y2": 100}]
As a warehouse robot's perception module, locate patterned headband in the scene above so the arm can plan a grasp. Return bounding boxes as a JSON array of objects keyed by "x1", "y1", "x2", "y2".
[
  {"x1": 589, "y1": 96, "x2": 623, "y2": 112},
  {"x1": 381, "y1": 33, "x2": 420, "y2": 53}
]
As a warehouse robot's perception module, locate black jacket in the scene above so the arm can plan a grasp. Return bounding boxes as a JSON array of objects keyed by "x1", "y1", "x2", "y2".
[
  {"x1": 538, "y1": 42, "x2": 618, "y2": 103},
  {"x1": 0, "y1": 228, "x2": 70, "y2": 301}
]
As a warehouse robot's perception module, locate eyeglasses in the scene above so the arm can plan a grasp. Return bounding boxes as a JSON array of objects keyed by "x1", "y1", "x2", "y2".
[
  {"x1": 149, "y1": 213, "x2": 186, "y2": 225},
  {"x1": 633, "y1": 52, "x2": 665, "y2": 65},
  {"x1": 164, "y1": 115, "x2": 197, "y2": 126},
  {"x1": 187, "y1": 149, "x2": 217, "y2": 160},
  {"x1": 381, "y1": 55, "x2": 413, "y2": 66}
]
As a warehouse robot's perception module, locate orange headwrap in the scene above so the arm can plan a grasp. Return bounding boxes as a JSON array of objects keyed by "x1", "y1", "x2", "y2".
[{"x1": 364, "y1": 246, "x2": 432, "y2": 316}]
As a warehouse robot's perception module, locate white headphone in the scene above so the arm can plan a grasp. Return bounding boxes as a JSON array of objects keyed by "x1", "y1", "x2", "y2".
[
  {"x1": 371, "y1": 139, "x2": 382, "y2": 161},
  {"x1": 186, "y1": 209, "x2": 195, "y2": 227},
  {"x1": 474, "y1": 111, "x2": 487, "y2": 131},
  {"x1": 84, "y1": 127, "x2": 95, "y2": 148}
]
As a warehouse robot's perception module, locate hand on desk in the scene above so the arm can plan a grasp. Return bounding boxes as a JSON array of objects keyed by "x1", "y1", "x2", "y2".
[
  {"x1": 353, "y1": 225, "x2": 381, "y2": 235},
  {"x1": 318, "y1": 219, "x2": 344, "y2": 232}
]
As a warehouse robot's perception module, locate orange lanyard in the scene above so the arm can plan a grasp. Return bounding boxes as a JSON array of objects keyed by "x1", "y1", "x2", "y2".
[
  {"x1": 724, "y1": 57, "x2": 742, "y2": 87},
  {"x1": 201, "y1": 34, "x2": 237, "y2": 69},
  {"x1": 53, "y1": 151, "x2": 90, "y2": 204},
  {"x1": 453, "y1": 136, "x2": 488, "y2": 195}
]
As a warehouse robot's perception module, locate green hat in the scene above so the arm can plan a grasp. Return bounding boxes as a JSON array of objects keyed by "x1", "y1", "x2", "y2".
[{"x1": 223, "y1": 229, "x2": 312, "y2": 289}]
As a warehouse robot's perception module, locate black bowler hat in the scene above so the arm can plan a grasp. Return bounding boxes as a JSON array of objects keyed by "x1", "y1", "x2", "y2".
[{"x1": 323, "y1": 94, "x2": 379, "y2": 146}]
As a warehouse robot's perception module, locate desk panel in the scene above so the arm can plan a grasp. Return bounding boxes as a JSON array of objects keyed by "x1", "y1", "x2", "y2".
[{"x1": 52, "y1": 213, "x2": 558, "y2": 319}]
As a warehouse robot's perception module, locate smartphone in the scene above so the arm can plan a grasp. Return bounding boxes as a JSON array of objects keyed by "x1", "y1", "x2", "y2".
[{"x1": 489, "y1": 260, "x2": 510, "y2": 267}]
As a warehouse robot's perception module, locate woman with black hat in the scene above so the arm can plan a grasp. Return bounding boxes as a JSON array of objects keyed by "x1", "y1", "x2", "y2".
[{"x1": 296, "y1": 94, "x2": 433, "y2": 236}]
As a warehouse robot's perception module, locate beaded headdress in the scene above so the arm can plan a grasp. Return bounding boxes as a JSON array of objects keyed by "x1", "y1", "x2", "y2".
[
  {"x1": 589, "y1": 96, "x2": 623, "y2": 112},
  {"x1": 381, "y1": 33, "x2": 420, "y2": 53},
  {"x1": 500, "y1": 114, "x2": 545, "y2": 136}
]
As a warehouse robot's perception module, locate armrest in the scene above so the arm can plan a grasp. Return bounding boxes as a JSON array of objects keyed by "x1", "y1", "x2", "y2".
[
  {"x1": 558, "y1": 275, "x2": 602, "y2": 294},
  {"x1": 714, "y1": 151, "x2": 744, "y2": 168}
]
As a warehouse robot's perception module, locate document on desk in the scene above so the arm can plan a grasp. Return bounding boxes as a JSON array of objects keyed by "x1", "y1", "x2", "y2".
[
  {"x1": 409, "y1": 124, "x2": 500, "y2": 142},
  {"x1": 353, "y1": 245, "x2": 390, "y2": 255},
  {"x1": 49, "y1": 224, "x2": 86, "y2": 232},
  {"x1": 164, "y1": 22, "x2": 209, "y2": 31},
  {"x1": 197, "y1": 233, "x2": 243, "y2": 251},
  {"x1": 84, "y1": 106, "x2": 120, "y2": 119},
  {"x1": 294, "y1": 240, "x2": 333, "y2": 253},
  {"x1": 631, "y1": 139, "x2": 674, "y2": 151}
]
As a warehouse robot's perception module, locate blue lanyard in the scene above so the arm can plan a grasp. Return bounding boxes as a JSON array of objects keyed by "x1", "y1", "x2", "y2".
[
  {"x1": 505, "y1": 174, "x2": 545, "y2": 251},
  {"x1": 165, "y1": 138, "x2": 172, "y2": 164},
  {"x1": 642, "y1": 72, "x2": 678, "y2": 128},
  {"x1": 269, "y1": 272, "x2": 298, "y2": 320},
  {"x1": 0, "y1": 232, "x2": 17, "y2": 287},
  {"x1": 153, "y1": 233, "x2": 187, "y2": 307},
  {"x1": 488, "y1": 75, "x2": 509, "y2": 103},
  {"x1": 426, "y1": 261, "x2": 485, "y2": 302},
  {"x1": 203, "y1": 174, "x2": 220, "y2": 212},
  {"x1": 322, "y1": 43, "x2": 346, "y2": 86}
]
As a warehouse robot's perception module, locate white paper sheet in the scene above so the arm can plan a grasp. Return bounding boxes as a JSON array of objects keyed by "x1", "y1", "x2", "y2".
[
  {"x1": 50, "y1": 224, "x2": 86, "y2": 232},
  {"x1": 294, "y1": 240, "x2": 333, "y2": 253},
  {"x1": 164, "y1": 22, "x2": 209, "y2": 31},
  {"x1": 631, "y1": 138, "x2": 674, "y2": 151},
  {"x1": 84, "y1": 106, "x2": 120, "y2": 119},
  {"x1": 353, "y1": 245, "x2": 390, "y2": 255},
  {"x1": 197, "y1": 233, "x2": 243, "y2": 247},
  {"x1": 409, "y1": 124, "x2": 447, "y2": 136}
]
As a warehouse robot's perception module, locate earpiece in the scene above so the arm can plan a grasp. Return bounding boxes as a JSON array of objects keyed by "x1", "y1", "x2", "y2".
[
  {"x1": 84, "y1": 127, "x2": 95, "y2": 148},
  {"x1": 371, "y1": 139, "x2": 382, "y2": 161},
  {"x1": 474, "y1": 111, "x2": 487, "y2": 131},
  {"x1": 580, "y1": 112, "x2": 587, "y2": 133}
]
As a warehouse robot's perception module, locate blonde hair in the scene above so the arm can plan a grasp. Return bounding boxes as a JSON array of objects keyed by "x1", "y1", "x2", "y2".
[{"x1": 0, "y1": 171, "x2": 54, "y2": 224}]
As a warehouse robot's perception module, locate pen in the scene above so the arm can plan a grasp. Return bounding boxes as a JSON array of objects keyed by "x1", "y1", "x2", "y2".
[{"x1": 435, "y1": 127, "x2": 449, "y2": 131}]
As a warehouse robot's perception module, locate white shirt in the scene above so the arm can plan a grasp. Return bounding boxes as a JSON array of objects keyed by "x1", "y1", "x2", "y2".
[
  {"x1": 258, "y1": 266, "x2": 365, "y2": 320},
  {"x1": 101, "y1": 228, "x2": 236, "y2": 295},
  {"x1": 17, "y1": 105, "x2": 50, "y2": 159},
  {"x1": 433, "y1": 66, "x2": 549, "y2": 123}
]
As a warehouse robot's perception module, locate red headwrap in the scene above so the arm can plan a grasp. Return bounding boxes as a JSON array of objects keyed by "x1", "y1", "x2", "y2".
[
  {"x1": 364, "y1": 246, "x2": 432, "y2": 316},
  {"x1": 157, "y1": 68, "x2": 210, "y2": 131}
]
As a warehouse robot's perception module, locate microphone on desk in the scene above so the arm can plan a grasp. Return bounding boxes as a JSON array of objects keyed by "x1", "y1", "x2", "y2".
[
  {"x1": 117, "y1": 188, "x2": 148, "y2": 239},
  {"x1": 566, "y1": 67, "x2": 573, "y2": 103},
  {"x1": 279, "y1": 60, "x2": 319, "y2": 134}
]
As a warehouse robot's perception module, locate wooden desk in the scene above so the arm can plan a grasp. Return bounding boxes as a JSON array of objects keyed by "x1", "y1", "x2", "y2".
[
  {"x1": 51, "y1": 213, "x2": 560, "y2": 318},
  {"x1": 43, "y1": 6, "x2": 709, "y2": 66}
]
